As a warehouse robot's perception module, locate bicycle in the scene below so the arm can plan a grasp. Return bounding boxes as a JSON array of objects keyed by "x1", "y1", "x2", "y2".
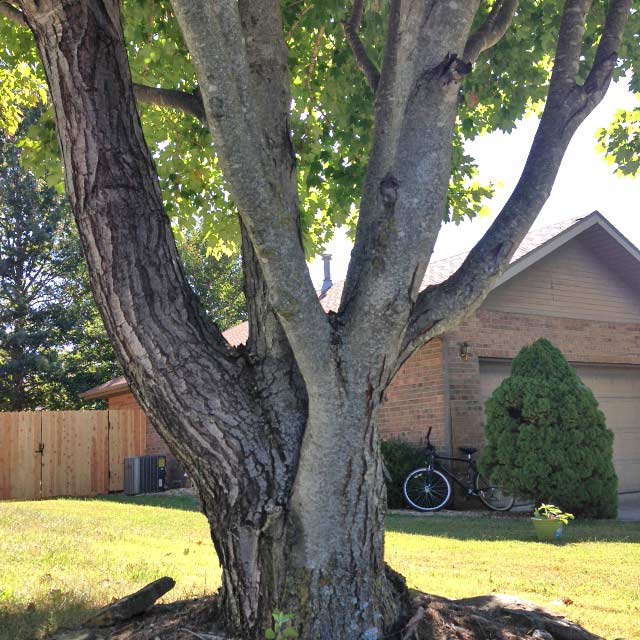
[{"x1": 402, "y1": 428, "x2": 515, "y2": 512}]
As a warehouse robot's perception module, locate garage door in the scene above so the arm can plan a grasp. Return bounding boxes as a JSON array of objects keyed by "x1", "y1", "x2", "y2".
[{"x1": 479, "y1": 360, "x2": 640, "y2": 493}]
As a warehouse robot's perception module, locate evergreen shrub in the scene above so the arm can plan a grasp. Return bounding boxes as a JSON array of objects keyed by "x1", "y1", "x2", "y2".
[
  {"x1": 479, "y1": 338, "x2": 618, "y2": 518},
  {"x1": 381, "y1": 439, "x2": 426, "y2": 509}
]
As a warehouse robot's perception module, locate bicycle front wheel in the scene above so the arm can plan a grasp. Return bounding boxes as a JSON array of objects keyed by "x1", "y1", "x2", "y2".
[
  {"x1": 474, "y1": 473, "x2": 515, "y2": 511},
  {"x1": 403, "y1": 468, "x2": 451, "y2": 512}
]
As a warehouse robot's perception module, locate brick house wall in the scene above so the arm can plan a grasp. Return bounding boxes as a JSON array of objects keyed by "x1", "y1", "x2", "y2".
[
  {"x1": 107, "y1": 340, "x2": 451, "y2": 485},
  {"x1": 80, "y1": 214, "x2": 640, "y2": 497},
  {"x1": 103, "y1": 310, "x2": 640, "y2": 476},
  {"x1": 100, "y1": 311, "x2": 640, "y2": 494},
  {"x1": 377, "y1": 338, "x2": 450, "y2": 453}
]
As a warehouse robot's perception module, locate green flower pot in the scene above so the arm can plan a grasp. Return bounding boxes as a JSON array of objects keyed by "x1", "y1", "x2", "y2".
[{"x1": 531, "y1": 517, "x2": 565, "y2": 542}]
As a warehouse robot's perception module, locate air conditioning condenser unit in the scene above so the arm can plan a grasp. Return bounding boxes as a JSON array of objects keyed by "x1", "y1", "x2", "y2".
[{"x1": 123, "y1": 455, "x2": 166, "y2": 495}]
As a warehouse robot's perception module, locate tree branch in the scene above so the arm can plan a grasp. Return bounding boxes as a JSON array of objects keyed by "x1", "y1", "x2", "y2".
[
  {"x1": 343, "y1": 0, "x2": 380, "y2": 93},
  {"x1": 285, "y1": 2, "x2": 313, "y2": 41},
  {"x1": 132, "y1": 84, "x2": 206, "y2": 123},
  {"x1": 0, "y1": 1, "x2": 27, "y2": 27},
  {"x1": 402, "y1": 0, "x2": 631, "y2": 363},
  {"x1": 547, "y1": 0, "x2": 593, "y2": 102},
  {"x1": 170, "y1": 0, "x2": 334, "y2": 383},
  {"x1": 306, "y1": 25, "x2": 325, "y2": 91},
  {"x1": 583, "y1": 0, "x2": 630, "y2": 99},
  {"x1": 463, "y1": 0, "x2": 519, "y2": 64},
  {"x1": 340, "y1": 1, "x2": 480, "y2": 355},
  {"x1": 0, "y1": 1, "x2": 207, "y2": 125}
]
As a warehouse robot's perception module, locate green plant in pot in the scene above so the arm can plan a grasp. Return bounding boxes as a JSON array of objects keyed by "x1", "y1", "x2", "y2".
[{"x1": 532, "y1": 504, "x2": 574, "y2": 542}]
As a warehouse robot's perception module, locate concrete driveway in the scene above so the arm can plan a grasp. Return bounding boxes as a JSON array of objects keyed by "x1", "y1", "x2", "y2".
[{"x1": 618, "y1": 493, "x2": 640, "y2": 521}]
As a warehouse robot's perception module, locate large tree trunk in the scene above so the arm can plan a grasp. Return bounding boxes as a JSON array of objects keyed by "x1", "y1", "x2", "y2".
[{"x1": 201, "y1": 392, "x2": 408, "y2": 639}]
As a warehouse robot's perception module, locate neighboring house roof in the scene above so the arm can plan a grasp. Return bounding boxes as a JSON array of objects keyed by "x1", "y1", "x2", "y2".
[
  {"x1": 80, "y1": 211, "x2": 640, "y2": 400},
  {"x1": 223, "y1": 321, "x2": 250, "y2": 348},
  {"x1": 80, "y1": 374, "x2": 130, "y2": 400}
]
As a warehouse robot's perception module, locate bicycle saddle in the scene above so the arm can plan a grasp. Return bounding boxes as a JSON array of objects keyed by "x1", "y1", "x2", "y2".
[{"x1": 458, "y1": 447, "x2": 478, "y2": 455}]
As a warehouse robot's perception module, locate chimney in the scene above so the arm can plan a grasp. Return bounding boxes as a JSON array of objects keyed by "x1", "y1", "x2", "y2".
[{"x1": 321, "y1": 254, "x2": 332, "y2": 294}]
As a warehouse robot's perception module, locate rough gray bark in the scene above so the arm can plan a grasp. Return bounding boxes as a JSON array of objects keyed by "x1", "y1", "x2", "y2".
[
  {"x1": 131, "y1": 84, "x2": 206, "y2": 123},
  {"x1": 11, "y1": 0, "x2": 632, "y2": 638},
  {"x1": 463, "y1": 0, "x2": 520, "y2": 64}
]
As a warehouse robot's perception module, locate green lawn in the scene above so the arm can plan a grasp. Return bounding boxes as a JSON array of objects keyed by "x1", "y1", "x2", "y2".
[{"x1": 0, "y1": 497, "x2": 638, "y2": 640}]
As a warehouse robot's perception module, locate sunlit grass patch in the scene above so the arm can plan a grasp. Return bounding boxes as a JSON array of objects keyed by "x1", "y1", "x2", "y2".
[
  {"x1": 0, "y1": 499, "x2": 638, "y2": 640},
  {"x1": 386, "y1": 514, "x2": 640, "y2": 639},
  {"x1": 0, "y1": 497, "x2": 219, "y2": 639}
]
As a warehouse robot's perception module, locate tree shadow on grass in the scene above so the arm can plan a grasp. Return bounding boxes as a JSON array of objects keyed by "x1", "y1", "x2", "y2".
[
  {"x1": 0, "y1": 590, "x2": 97, "y2": 640},
  {"x1": 385, "y1": 511, "x2": 640, "y2": 544},
  {"x1": 93, "y1": 493, "x2": 201, "y2": 513}
]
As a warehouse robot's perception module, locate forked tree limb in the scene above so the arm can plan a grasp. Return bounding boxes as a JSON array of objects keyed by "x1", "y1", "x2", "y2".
[
  {"x1": 344, "y1": 0, "x2": 380, "y2": 93},
  {"x1": 401, "y1": 0, "x2": 631, "y2": 363},
  {"x1": 170, "y1": 0, "x2": 334, "y2": 385},
  {"x1": 339, "y1": 1, "x2": 481, "y2": 352},
  {"x1": 463, "y1": 0, "x2": 519, "y2": 64}
]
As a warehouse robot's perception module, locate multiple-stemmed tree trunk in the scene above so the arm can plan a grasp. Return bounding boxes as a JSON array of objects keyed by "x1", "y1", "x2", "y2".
[{"x1": 7, "y1": 0, "x2": 631, "y2": 637}]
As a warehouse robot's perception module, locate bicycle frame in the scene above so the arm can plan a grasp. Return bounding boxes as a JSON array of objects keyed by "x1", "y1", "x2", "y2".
[
  {"x1": 407, "y1": 427, "x2": 515, "y2": 512},
  {"x1": 438, "y1": 453, "x2": 481, "y2": 496},
  {"x1": 421, "y1": 424, "x2": 483, "y2": 497}
]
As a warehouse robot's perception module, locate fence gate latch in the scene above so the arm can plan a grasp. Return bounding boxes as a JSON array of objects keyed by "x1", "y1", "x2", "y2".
[{"x1": 35, "y1": 442, "x2": 44, "y2": 455}]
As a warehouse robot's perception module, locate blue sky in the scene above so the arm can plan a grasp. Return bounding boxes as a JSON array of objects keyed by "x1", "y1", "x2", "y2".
[{"x1": 309, "y1": 80, "x2": 640, "y2": 288}]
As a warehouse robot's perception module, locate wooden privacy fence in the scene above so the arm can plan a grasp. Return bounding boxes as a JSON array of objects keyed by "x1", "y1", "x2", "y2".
[{"x1": 0, "y1": 410, "x2": 146, "y2": 500}]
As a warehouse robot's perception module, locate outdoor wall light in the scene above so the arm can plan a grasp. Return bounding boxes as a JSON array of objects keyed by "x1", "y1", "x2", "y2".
[{"x1": 459, "y1": 341, "x2": 470, "y2": 360}]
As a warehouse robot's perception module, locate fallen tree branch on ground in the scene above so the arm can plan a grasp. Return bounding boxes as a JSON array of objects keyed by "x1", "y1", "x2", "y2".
[{"x1": 85, "y1": 577, "x2": 175, "y2": 628}]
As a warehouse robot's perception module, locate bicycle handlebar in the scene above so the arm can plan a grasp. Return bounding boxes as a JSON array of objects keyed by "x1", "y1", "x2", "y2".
[{"x1": 425, "y1": 427, "x2": 434, "y2": 450}]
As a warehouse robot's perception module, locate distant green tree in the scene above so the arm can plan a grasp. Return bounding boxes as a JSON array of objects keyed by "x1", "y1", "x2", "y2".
[
  {"x1": 0, "y1": 118, "x2": 123, "y2": 410},
  {"x1": 0, "y1": 122, "x2": 90, "y2": 410},
  {"x1": 479, "y1": 338, "x2": 618, "y2": 518},
  {"x1": 177, "y1": 233, "x2": 246, "y2": 331},
  {"x1": 54, "y1": 246, "x2": 122, "y2": 409}
]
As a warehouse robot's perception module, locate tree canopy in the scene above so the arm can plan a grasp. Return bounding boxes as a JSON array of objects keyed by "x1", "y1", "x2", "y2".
[{"x1": 1, "y1": 1, "x2": 637, "y2": 258}]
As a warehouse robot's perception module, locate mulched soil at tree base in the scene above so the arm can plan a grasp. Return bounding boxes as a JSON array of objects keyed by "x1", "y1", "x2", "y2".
[{"x1": 47, "y1": 593, "x2": 603, "y2": 640}]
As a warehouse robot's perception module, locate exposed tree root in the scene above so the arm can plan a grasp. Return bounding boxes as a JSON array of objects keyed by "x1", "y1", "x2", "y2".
[
  {"x1": 404, "y1": 594, "x2": 602, "y2": 640},
  {"x1": 48, "y1": 592, "x2": 603, "y2": 640}
]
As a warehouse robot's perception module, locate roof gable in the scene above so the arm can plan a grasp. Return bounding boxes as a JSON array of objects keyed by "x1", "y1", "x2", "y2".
[
  {"x1": 492, "y1": 211, "x2": 640, "y2": 290},
  {"x1": 482, "y1": 230, "x2": 640, "y2": 322},
  {"x1": 231, "y1": 211, "x2": 639, "y2": 339}
]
